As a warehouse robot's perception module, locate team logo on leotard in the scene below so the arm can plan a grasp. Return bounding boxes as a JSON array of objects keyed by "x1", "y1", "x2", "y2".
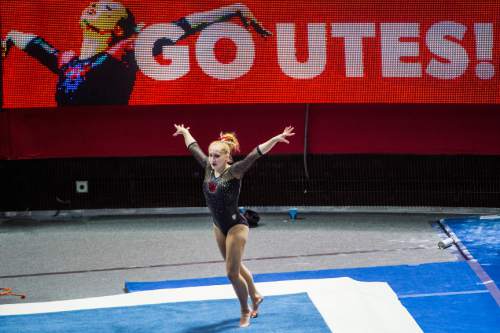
[{"x1": 208, "y1": 181, "x2": 217, "y2": 193}]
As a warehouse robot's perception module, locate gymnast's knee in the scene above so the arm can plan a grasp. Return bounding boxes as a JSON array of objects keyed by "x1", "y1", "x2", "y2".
[{"x1": 226, "y1": 268, "x2": 241, "y2": 282}]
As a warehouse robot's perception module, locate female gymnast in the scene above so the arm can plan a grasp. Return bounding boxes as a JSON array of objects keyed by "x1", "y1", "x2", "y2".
[
  {"x1": 1, "y1": 1, "x2": 270, "y2": 106},
  {"x1": 173, "y1": 124, "x2": 295, "y2": 327}
]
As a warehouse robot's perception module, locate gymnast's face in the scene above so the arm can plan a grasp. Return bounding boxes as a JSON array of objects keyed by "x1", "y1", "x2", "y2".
[
  {"x1": 208, "y1": 143, "x2": 231, "y2": 173},
  {"x1": 80, "y1": 1, "x2": 128, "y2": 34}
]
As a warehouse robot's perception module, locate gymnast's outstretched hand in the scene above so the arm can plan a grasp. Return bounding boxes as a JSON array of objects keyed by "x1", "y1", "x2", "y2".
[
  {"x1": 173, "y1": 124, "x2": 191, "y2": 137},
  {"x1": 257, "y1": 126, "x2": 295, "y2": 155},
  {"x1": 235, "y1": 4, "x2": 272, "y2": 38},
  {"x1": 274, "y1": 126, "x2": 295, "y2": 144}
]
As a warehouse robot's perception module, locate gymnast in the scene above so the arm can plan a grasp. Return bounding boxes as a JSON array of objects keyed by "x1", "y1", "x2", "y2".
[
  {"x1": 173, "y1": 124, "x2": 295, "y2": 327},
  {"x1": 1, "y1": 1, "x2": 270, "y2": 106}
]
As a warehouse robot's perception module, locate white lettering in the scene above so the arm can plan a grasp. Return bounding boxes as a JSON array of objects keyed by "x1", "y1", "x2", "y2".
[
  {"x1": 381, "y1": 23, "x2": 422, "y2": 78},
  {"x1": 135, "y1": 24, "x2": 189, "y2": 81},
  {"x1": 133, "y1": 21, "x2": 483, "y2": 82},
  {"x1": 277, "y1": 23, "x2": 327, "y2": 79},
  {"x1": 331, "y1": 23, "x2": 376, "y2": 77},
  {"x1": 196, "y1": 22, "x2": 255, "y2": 80},
  {"x1": 426, "y1": 21, "x2": 468, "y2": 79}
]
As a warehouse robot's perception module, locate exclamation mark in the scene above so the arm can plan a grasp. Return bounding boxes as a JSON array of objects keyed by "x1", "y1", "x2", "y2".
[{"x1": 474, "y1": 23, "x2": 495, "y2": 80}]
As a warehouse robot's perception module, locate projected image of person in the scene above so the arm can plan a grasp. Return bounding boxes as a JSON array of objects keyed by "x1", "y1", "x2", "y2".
[
  {"x1": 173, "y1": 124, "x2": 295, "y2": 328},
  {"x1": 1, "y1": 1, "x2": 271, "y2": 106}
]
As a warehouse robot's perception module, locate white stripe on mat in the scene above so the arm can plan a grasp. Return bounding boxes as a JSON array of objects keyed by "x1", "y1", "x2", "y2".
[{"x1": 0, "y1": 277, "x2": 423, "y2": 333}]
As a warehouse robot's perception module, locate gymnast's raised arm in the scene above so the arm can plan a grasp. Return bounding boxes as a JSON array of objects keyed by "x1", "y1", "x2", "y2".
[
  {"x1": 173, "y1": 124, "x2": 207, "y2": 167},
  {"x1": 2, "y1": 30, "x2": 62, "y2": 74},
  {"x1": 230, "y1": 126, "x2": 295, "y2": 179},
  {"x1": 175, "y1": 3, "x2": 271, "y2": 39},
  {"x1": 1, "y1": 31, "x2": 37, "y2": 57}
]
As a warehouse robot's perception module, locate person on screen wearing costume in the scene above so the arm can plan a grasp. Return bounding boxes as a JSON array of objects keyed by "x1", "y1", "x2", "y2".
[
  {"x1": 173, "y1": 124, "x2": 295, "y2": 328},
  {"x1": 1, "y1": 1, "x2": 271, "y2": 106}
]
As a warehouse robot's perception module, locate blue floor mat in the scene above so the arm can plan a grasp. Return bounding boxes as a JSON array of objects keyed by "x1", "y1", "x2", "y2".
[
  {"x1": 126, "y1": 261, "x2": 500, "y2": 333},
  {"x1": 402, "y1": 292, "x2": 500, "y2": 333},
  {"x1": 3, "y1": 263, "x2": 498, "y2": 332},
  {"x1": 442, "y1": 216, "x2": 500, "y2": 286},
  {"x1": 1, "y1": 293, "x2": 330, "y2": 333},
  {"x1": 125, "y1": 262, "x2": 485, "y2": 295}
]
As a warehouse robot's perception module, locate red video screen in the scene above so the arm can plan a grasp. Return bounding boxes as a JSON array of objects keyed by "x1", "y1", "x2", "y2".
[{"x1": 2, "y1": 0, "x2": 499, "y2": 108}]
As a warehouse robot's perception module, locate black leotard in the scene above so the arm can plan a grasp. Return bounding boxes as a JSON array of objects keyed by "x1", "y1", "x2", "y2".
[
  {"x1": 188, "y1": 142, "x2": 262, "y2": 235},
  {"x1": 24, "y1": 37, "x2": 137, "y2": 106},
  {"x1": 20, "y1": 18, "x2": 196, "y2": 106}
]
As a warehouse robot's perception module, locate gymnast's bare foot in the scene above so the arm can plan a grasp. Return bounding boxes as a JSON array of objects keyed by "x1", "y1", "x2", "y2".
[
  {"x1": 251, "y1": 294, "x2": 264, "y2": 318},
  {"x1": 240, "y1": 309, "x2": 251, "y2": 328}
]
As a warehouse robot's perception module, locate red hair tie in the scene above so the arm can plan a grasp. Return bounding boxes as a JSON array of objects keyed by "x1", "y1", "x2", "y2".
[{"x1": 218, "y1": 133, "x2": 240, "y2": 152}]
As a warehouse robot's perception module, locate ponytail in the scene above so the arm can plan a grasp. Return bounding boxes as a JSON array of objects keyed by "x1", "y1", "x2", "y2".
[
  {"x1": 209, "y1": 132, "x2": 240, "y2": 158},
  {"x1": 218, "y1": 132, "x2": 240, "y2": 154}
]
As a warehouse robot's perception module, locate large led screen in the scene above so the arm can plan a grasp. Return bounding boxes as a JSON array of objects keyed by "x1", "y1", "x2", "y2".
[{"x1": 1, "y1": 0, "x2": 499, "y2": 108}]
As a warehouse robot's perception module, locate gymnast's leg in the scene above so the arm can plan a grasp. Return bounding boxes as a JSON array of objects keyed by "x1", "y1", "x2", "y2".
[{"x1": 214, "y1": 224, "x2": 252, "y2": 327}]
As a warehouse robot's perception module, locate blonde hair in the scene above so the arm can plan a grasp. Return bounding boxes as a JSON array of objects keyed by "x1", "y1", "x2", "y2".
[{"x1": 209, "y1": 132, "x2": 240, "y2": 155}]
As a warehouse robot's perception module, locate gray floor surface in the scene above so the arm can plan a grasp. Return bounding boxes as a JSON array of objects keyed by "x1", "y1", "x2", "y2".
[{"x1": 0, "y1": 213, "x2": 459, "y2": 305}]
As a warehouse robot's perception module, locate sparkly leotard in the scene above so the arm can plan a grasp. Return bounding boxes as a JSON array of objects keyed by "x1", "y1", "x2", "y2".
[
  {"x1": 20, "y1": 19, "x2": 196, "y2": 106},
  {"x1": 24, "y1": 37, "x2": 137, "y2": 106},
  {"x1": 188, "y1": 142, "x2": 262, "y2": 235}
]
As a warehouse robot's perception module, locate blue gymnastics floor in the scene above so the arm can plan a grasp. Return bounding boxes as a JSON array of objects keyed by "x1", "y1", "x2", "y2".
[
  {"x1": 441, "y1": 215, "x2": 500, "y2": 287},
  {"x1": 126, "y1": 261, "x2": 500, "y2": 333},
  {"x1": 1, "y1": 293, "x2": 329, "y2": 333},
  {"x1": 2, "y1": 262, "x2": 498, "y2": 332}
]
